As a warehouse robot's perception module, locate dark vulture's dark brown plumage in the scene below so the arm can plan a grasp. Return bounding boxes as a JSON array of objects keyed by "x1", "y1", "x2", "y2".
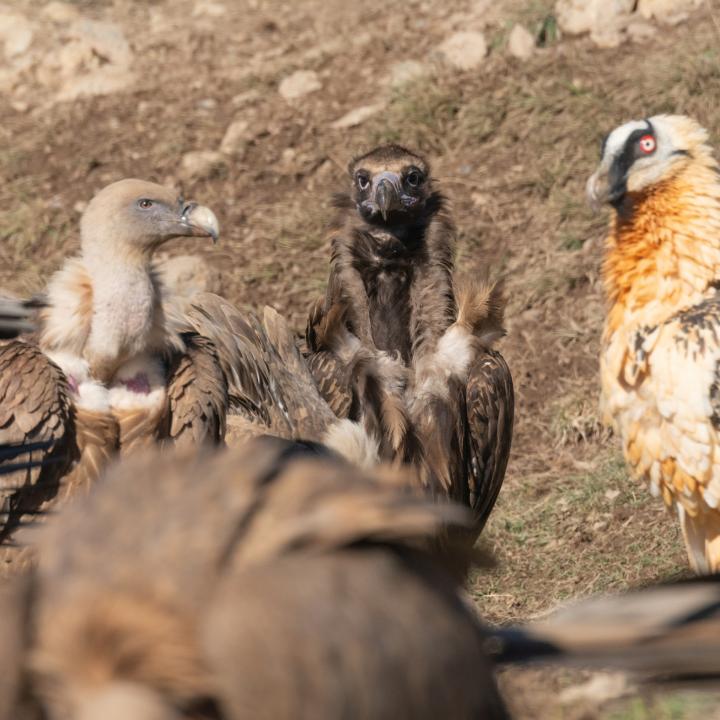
[
  {"x1": 306, "y1": 144, "x2": 514, "y2": 540},
  {"x1": 0, "y1": 438, "x2": 510, "y2": 720}
]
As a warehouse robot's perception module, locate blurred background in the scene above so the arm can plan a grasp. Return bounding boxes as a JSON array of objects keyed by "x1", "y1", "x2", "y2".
[{"x1": 0, "y1": 0, "x2": 717, "y2": 716}]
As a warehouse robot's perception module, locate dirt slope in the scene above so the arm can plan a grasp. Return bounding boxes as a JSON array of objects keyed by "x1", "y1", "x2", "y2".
[{"x1": 3, "y1": 0, "x2": 720, "y2": 716}]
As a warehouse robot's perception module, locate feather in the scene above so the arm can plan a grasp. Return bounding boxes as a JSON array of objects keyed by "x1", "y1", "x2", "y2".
[
  {"x1": 598, "y1": 116, "x2": 720, "y2": 572},
  {"x1": 10, "y1": 439, "x2": 508, "y2": 720}
]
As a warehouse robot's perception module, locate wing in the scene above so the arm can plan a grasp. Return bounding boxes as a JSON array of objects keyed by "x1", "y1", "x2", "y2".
[
  {"x1": 0, "y1": 341, "x2": 75, "y2": 540},
  {"x1": 161, "y1": 333, "x2": 228, "y2": 450},
  {"x1": 491, "y1": 574, "x2": 720, "y2": 681},
  {"x1": 465, "y1": 349, "x2": 514, "y2": 534},
  {"x1": 304, "y1": 297, "x2": 354, "y2": 418},
  {"x1": 182, "y1": 293, "x2": 335, "y2": 442},
  {"x1": 610, "y1": 296, "x2": 720, "y2": 570}
]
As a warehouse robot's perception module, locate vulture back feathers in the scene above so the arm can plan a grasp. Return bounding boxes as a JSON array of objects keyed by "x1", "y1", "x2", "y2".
[{"x1": 1, "y1": 438, "x2": 509, "y2": 720}]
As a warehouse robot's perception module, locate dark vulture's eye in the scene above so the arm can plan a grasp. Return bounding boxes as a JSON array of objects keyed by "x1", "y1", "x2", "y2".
[
  {"x1": 138, "y1": 199, "x2": 154, "y2": 209},
  {"x1": 405, "y1": 170, "x2": 423, "y2": 188},
  {"x1": 638, "y1": 135, "x2": 656, "y2": 155},
  {"x1": 356, "y1": 174, "x2": 370, "y2": 191}
]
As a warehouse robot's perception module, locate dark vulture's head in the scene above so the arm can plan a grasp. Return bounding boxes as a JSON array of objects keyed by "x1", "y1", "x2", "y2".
[{"x1": 347, "y1": 144, "x2": 432, "y2": 227}]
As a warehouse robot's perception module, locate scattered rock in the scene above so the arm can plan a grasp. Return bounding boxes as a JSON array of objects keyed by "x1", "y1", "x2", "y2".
[
  {"x1": 0, "y1": 10, "x2": 34, "y2": 59},
  {"x1": 559, "y1": 673, "x2": 632, "y2": 705},
  {"x1": 438, "y1": 31, "x2": 488, "y2": 71},
  {"x1": 219, "y1": 119, "x2": 251, "y2": 155},
  {"x1": 192, "y1": 1, "x2": 227, "y2": 17},
  {"x1": 555, "y1": 0, "x2": 634, "y2": 36},
  {"x1": 155, "y1": 255, "x2": 222, "y2": 298},
  {"x1": 384, "y1": 60, "x2": 429, "y2": 88},
  {"x1": 197, "y1": 98, "x2": 218, "y2": 111},
  {"x1": 278, "y1": 69, "x2": 321, "y2": 100},
  {"x1": 180, "y1": 151, "x2": 228, "y2": 181},
  {"x1": 231, "y1": 88, "x2": 261, "y2": 108},
  {"x1": 626, "y1": 20, "x2": 657, "y2": 41},
  {"x1": 331, "y1": 103, "x2": 385, "y2": 129},
  {"x1": 637, "y1": 0, "x2": 702, "y2": 24},
  {"x1": 53, "y1": 19, "x2": 135, "y2": 101},
  {"x1": 69, "y1": 19, "x2": 132, "y2": 67},
  {"x1": 508, "y1": 24, "x2": 535, "y2": 60},
  {"x1": 591, "y1": 28, "x2": 624, "y2": 48},
  {"x1": 41, "y1": 1, "x2": 80, "y2": 23}
]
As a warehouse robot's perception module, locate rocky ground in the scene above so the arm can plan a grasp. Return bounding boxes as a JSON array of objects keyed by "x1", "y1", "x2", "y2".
[{"x1": 1, "y1": 0, "x2": 719, "y2": 717}]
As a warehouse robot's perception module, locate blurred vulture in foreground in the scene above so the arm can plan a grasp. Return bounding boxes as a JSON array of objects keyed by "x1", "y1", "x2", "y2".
[
  {"x1": 590, "y1": 115, "x2": 720, "y2": 572},
  {"x1": 307, "y1": 144, "x2": 514, "y2": 541},
  {"x1": 0, "y1": 179, "x2": 225, "y2": 542},
  {"x1": 492, "y1": 574, "x2": 720, "y2": 683},
  {"x1": 1, "y1": 438, "x2": 509, "y2": 720}
]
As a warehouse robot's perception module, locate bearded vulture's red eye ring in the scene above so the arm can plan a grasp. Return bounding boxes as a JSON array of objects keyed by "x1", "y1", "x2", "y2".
[{"x1": 639, "y1": 135, "x2": 656, "y2": 155}]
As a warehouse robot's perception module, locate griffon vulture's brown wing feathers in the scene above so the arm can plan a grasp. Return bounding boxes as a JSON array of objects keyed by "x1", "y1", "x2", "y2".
[
  {"x1": 15, "y1": 439, "x2": 511, "y2": 720},
  {"x1": 466, "y1": 349, "x2": 514, "y2": 533},
  {"x1": 183, "y1": 293, "x2": 336, "y2": 442},
  {"x1": 160, "y1": 332, "x2": 228, "y2": 449},
  {"x1": 304, "y1": 296, "x2": 354, "y2": 418},
  {"x1": 0, "y1": 341, "x2": 75, "y2": 539}
]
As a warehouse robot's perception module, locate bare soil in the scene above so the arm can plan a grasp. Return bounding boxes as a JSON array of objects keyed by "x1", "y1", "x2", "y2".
[{"x1": 4, "y1": 0, "x2": 720, "y2": 716}]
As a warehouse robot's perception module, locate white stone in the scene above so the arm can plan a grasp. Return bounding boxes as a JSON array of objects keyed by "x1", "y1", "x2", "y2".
[
  {"x1": 179, "y1": 151, "x2": 228, "y2": 181},
  {"x1": 278, "y1": 70, "x2": 321, "y2": 100},
  {"x1": 0, "y1": 11, "x2": 34, "y2": 59},
  {"x1": 192, "y1": 0, "x2": 227, "y2": 17},
  {"x1": 637, "y1": 0, "x2": 702, "y2": 24},
  {"x1": 155, "y1": 255, "x2": 222, "y2": 298},
  {"x1": 555, "y1": 0, "x2": 634, "y2": 35},
  {"x1": 52, "y1": 19, "x2": 135, "y2": 101},
  {"x1": 219, "y1": 119, "x2": 251, "y2": 155},
  {"x1": 507, "y1": 24, "x2": 535, "y2": 60},
  {"x1": 42, "y1": 2, "x2": 80, "y2": 23},
  {"x1": 437, "y1": 31, "x2": 488, "y2": 71},
  {"x1": 384, "y1": 60, "x2": 429, "y2": 88},
  {"x1": 231, "y1": 89, "x2": 261, "y2": 108},
  {"x1": 626, "y1": 20, "x2": 657, "y2": 41},
  {"x1": 331, "y1": 103, "x2": 385, "y2": 129},
  {"x1": 67, "y1": 19, "x2": 132, "y2": 68},
  {"x1": 590, "y1": 28, "x2": 624, "y2": 48},
  {"x1": 57, "y1": 71, "x2": 136, "y2": 101}
]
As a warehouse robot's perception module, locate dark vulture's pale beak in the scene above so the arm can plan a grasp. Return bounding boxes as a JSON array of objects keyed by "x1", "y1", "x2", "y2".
[
  {"x1": 178, "y1": 202, "x2": 220, "y2": 243},
  {"x1": 374, "y1": 173, "x2": 403, "y2": 222}
]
